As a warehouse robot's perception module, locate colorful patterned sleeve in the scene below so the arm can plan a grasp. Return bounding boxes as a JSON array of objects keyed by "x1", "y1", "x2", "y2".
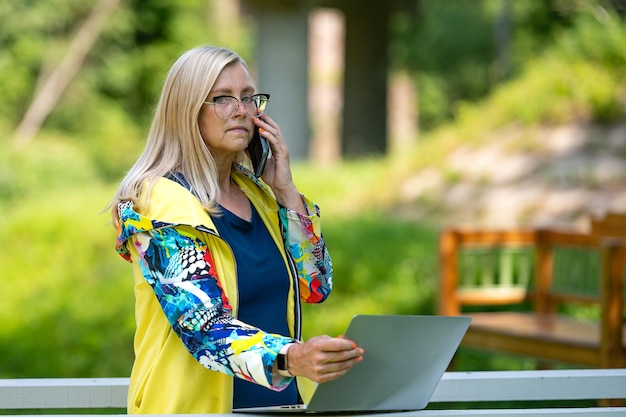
[
  {"x1": 279, "y1": 196, "x2": 333, "y2": 303},
  {"x1": 117, "y1": 202, "x2": 295, "y2": 390}
]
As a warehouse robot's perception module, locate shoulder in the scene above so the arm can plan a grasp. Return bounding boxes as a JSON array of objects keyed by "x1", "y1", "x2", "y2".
[{"x1": 142, "y1": 177, "x2": 213, "y2": 226}]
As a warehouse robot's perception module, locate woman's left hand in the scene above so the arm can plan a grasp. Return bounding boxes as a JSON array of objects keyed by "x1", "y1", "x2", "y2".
[{"x1": 253, "y1": 115, "x2": 306, "y2": 213}]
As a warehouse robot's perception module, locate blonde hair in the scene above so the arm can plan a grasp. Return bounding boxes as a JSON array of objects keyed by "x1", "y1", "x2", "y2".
[{"x1": 110, "y1": 46, "x2": 249, "y2": 225}]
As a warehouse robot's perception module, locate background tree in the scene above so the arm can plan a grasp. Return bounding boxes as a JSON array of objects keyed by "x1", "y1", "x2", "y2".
[{"x1": 13, "y1": 0, "x2": 122, "y2": 147}]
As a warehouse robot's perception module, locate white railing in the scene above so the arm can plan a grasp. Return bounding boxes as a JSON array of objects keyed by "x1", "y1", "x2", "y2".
[{"x1": 1, "y1": 369, "x2": 625, "y2": 416}]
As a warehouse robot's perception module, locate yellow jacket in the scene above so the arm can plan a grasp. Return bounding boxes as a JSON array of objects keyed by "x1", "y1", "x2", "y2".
[{"x1": 115, "y1": 167, "x2": 332, "y2": 413}]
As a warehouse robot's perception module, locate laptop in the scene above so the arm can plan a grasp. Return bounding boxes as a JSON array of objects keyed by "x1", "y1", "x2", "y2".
[{"x1": 235, "y1": 314, "x2": 470, "y2": 413}]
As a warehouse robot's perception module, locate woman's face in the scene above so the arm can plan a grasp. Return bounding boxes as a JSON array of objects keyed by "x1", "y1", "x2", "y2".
[{"x1": 198, "y1": 62, "x2": 256, "y2": 158}]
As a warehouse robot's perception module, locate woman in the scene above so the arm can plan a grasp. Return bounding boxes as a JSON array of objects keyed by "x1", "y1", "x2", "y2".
[{"x1": 110, "y1": 46, "x2": 363, "y2": 414}]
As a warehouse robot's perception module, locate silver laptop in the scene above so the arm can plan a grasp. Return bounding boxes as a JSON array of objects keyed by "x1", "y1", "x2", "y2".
[{"x1": 235, "y1": 314, "x2": 470, "y2": 413}]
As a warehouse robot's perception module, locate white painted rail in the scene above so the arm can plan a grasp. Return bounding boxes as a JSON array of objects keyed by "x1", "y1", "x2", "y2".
[
  {"x1": 431, "y1": 369, "x2": 626, "y2": 402},
  {"x1": 1, "y1": 369, "x2": 624, "y2": 416},
  {"x1": 0, "y1": 377, "x2": 128, "y2": 409}
]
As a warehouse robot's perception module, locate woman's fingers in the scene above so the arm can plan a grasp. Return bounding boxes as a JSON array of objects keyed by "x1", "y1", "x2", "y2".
[{"x1": 287, "y1": 336, "x2": 364, "y2": 383}]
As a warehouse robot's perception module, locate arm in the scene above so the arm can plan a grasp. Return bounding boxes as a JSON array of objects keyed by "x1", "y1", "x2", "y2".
[
  {"x1": 127, "y1": 223, "x2": 296, "y2": 390},
  {"x1": 279, "y1": 196, "x2": 333, "y2": 303},
  {"x1": 249, "y1": 114, "x2": 332, "y2": 303}
]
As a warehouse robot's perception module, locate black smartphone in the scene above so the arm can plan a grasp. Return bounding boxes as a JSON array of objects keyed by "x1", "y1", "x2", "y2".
[{"x1": 247, "y1": 126, "x2": 270, "y2": 177}]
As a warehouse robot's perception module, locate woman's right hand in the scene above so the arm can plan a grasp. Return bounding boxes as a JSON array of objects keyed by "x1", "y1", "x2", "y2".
[{"x1": 286, "y1": 335, "x2": 364, "y2": 383}]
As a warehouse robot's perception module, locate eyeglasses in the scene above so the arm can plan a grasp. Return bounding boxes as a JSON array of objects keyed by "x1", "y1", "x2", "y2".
[{"x1": 203, "y1": 93, "x2": 270, "y2": 119}]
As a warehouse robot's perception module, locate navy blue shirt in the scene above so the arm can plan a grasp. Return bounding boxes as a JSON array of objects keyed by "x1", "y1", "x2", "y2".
[{"x1": 213, "y1": 202, "x2": 298, "y2": 408}]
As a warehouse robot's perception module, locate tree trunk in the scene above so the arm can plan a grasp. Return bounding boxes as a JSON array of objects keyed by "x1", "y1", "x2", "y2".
[
  {"x1": 340, "y1": 1, "x2": 391, "y2": 157},
  {"x1": 13, "y1": 0, "x2": 122, "y2": 147}
]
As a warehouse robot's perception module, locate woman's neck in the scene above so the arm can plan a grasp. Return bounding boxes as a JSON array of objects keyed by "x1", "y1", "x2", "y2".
[{"x1": 218, "y1": 175, "x2": 252, "y2": 221}]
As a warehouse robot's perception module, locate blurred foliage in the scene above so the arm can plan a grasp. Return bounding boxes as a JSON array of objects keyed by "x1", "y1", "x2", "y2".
[
  {"x1": 0, "y1": 0, "x2": 251, "y2": 180},
  {"x1": 0, "y1": 174, "x2": 134, "y2": 377},
  {"x1": 302, "y1": 213, "x2": 439, "y2": 339},
  {"x1": 391, "y1": 0, "x2": 626, "y2": 130},
  {"x1": 0, "y1": 137, "x2": 98, "y2": 207},
  {"x1": 0, "y1": 0, "x2": 623, "y2": 149},
  {"x1": 1, "y1": 0, "x2": 625, "y2": 380},
  {"x1": 452, "y1": 6, "x2": 626, "y2": 132}
]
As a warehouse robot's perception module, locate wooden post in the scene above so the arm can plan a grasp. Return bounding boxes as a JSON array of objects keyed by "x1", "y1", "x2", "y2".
[
  {"x1": 600, "y1": 237, "x2": 626, "y2": 369},
  {"x1": 534, "y1": 229, "x2": 554, "y2": 315},
  {"x1": 439, "y1": 229, "x2": 460, "y2": 316}
]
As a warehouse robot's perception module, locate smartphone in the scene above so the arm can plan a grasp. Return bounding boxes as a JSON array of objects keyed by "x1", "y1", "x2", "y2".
[{"x1": 247, "y1": 126, "x2": 270, "y2": 177}]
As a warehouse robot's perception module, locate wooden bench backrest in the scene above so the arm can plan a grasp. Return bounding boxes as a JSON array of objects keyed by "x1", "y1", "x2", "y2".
[
  {"x1": 439, "y1": 229, "x2": 536, "y2": 315},
  {"x1": 533, "y1": 229, "x2": 623, "y2": 312},
  {"x1": 439, "y1": 223, "x2": 626, "y2": 316}
]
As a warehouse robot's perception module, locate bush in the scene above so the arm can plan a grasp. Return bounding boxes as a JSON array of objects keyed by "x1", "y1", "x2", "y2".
[
  {"x1": 0, "y1": 184, "x2": 134, "y2": 377},
  {"x1": 302, "y1": 212, "x2": 439, "y2": 338}
]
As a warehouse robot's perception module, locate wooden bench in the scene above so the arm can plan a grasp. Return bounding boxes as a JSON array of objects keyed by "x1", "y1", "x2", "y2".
[
  {"x1": 591, "y1": 212, "x2": 626, "y2": 239},
  {"x1": 438, "y1": 213, "x2": 626, "y2": 370},
  {"x1": 1, "y1": 369, "x2": 624, "y2": 415}
]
